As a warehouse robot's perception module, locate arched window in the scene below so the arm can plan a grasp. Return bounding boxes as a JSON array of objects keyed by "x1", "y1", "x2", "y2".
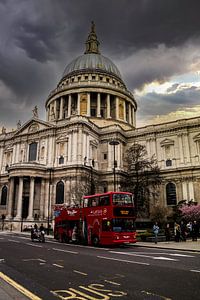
[
  {"x1": 166, "y1": 182, "x2": 177, "y2": 205},
  {"x1": 1, "y1": 186, "x2": 8, "y2": 205},
  {"x1": 29, "y1": 142, "x2": 37, "y2": 161},
  {"x1": 166, "y1": 159, "x2": 172, "y2": 167},
  {"x1": 59, "y1": 156, "x2": 64, "y2": 164},
  {"x1": 56, "y1": 181, "x2": 64, "y2": 204}
]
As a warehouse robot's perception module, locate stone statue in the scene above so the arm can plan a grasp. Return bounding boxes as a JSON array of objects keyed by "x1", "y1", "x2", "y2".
[
  {"x1": 32, "y1": 105, "x2": 38, "y2": 118},
  {"x1": 1, "y1": 126, "x2": 6, "y2": 134},
  {"x1": 17, "y1": 120, "x2": 21, "y2": 129}
]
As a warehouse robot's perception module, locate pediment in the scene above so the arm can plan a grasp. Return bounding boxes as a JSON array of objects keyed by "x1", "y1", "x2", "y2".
[
  {"x1": 56, "y1": 134, "x2": 69, "y2": 142},
  {"x1": 193, "y1": 133, "x2": 200, "y2": 141},
  {"x1": 14, "y1": 118, "x2": 54, "y2": 136},
  {"x1": 160, "y1": 138, "x2": 174, "y2": 146}
]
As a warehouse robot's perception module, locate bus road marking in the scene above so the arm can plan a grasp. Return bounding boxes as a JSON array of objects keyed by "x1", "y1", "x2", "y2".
[
  {"x1": 190, "y1": 269, "x2": 200, "y2": 273},
  {"x1": 97, "y1": 256, "x2": 150, "y2": 265},
  {"x1": 53, "y1": 263, "x2": 64, "y2": 268},
  {"x1": 8, "y1": 239, "x2": 20, "y2": 243},
  {"x1": 23, "y1": 258, "x2": 46, "y2": 262},
  {"x1": 0, "y1": 271, "x2": 41, "y2": 300},
  {"x1": 73, "y1": 270, "x2": 88, "y2": 276},
  {"x1": 141, "y1": 290, "x2": 172, "y2": 300},
  {"x1": 52, "y1": 248, "x2": 78, "y2": 254},
  {"x1": 104, "y1": 280, "x2": 121, "y2": 286},
  {"x1": 110, "y1": 251, "x2": 178, "y2": 261},
  {"x1": 25, "y1": 243, "x2": 42, "y2": 248}
]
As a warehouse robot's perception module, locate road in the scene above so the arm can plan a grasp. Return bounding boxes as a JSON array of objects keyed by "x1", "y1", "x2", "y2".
[{"x1": 0, "y1": 232, "x2": 200, "y2": 300}]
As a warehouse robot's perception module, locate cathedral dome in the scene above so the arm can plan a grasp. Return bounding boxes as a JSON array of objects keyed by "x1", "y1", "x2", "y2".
[
  {"x1": 63, "y1": 53, "x2": 122, "y2": 79},
  {"x1": 62, "y1": 21, "x2": 122, "y2": 81}
]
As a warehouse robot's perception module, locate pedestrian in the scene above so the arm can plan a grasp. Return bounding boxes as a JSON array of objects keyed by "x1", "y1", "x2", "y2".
[
  {"x1": 174, "y1": 222, "x2": 181, "y2": 242},
  {"x1": 153, "y1": 222, "x2": 159, "y2": 244},
  {"x1": 180, "y1": 221, "x2": 187, "y2": 241},
  {"x1": 186, "y1": 221, "x2": 192, "y2": 238},
  {"x1": 192, "y1": 220, "x2": 199, "y2": 241},
  {"x1": 165, "y1": 223, "x2": 171, "y2": 241}
]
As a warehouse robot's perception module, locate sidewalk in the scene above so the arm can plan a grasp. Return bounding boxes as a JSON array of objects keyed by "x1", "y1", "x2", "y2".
[{"x1": 134, "y1": 239, "x2": 200, "y2": 252}]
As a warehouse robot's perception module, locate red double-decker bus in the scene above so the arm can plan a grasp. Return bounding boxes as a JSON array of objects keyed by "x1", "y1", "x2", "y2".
[{"x1": 54, "y1": 191, "x2": 137, "y2": 246}]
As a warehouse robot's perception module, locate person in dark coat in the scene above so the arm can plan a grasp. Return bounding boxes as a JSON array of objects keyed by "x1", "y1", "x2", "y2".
[
  {"x1": 180, "y1": 221, "x2": 187, "y2": 241},
  {"x1": 165, "y1": 223, "x2": 171, "y2": 241},
  {"x1": 192, "y1": 220, "x2": 199, "y2": 241}
]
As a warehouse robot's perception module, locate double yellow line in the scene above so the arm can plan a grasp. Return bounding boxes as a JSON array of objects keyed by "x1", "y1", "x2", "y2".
[{"x1": 0, "y1": 271, "x2": 41, "y2": 300}]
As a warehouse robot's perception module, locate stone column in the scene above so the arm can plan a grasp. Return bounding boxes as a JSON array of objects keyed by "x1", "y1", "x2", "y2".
[
  {"x1": 87, "y1": 93, "x2": 91, "y2": 116},
  {"x1": 178, "y1": 134, "x2": 184, "y2": 164},
  {"x1": 183, "y1": 133, "x2": 191, "y2": 163},
  {"x1": 188, "y1": 181, "x2": 194, "y2": 201},
  {"x1": 97, "y1": 93, "x2": 101, "y2": 117},
  {"x1": 132, "y1": 107, "x2": 135, "y2": 127},
  {"x1": 12, "y1": 144, "x2": 16, "y2": 164},
  {"x1": 123, "y1": 100, "x2": 126, "y2": 121},
  {"x1": 59, "y1": 97, "x2": 64, "y2": 119},
  {"x1": 67, "y1": 133, "x2": 72, "y2": 162},
  {"x1": 116, "y1": 97, "x2": 119, "y2": 119},
  {"x1": 54, "y1": 100, "x2": 58, "y2": 120},
  {"x1": 15, "y1": 177, "x2": 23, "y2": 220},
  {"x1": 128, "y1": 104, "x2": 132, "y2": 124},
  {"x1": 77, "y1": 93, "x2": 81, "y2": 115},
  {"x1": 44, "y1": 180, "x2": 49, "y2": 219},
  {"x1": 68, "y1": 94, "x2": 71, "y2": 117},
  {"x1": 27, "y1": 177, "x2": 35, "y2": 220},
  {"x1": 0, "y1": 147, "x2": 3, "y2": 172},
  {"x1": 39, "y1": 178, "x2": 45, "y2": 220},
  {"x1": 106, "y1": 94, "x2": 111, "y2": 118},
  {"x1": 6, "y1": 177, "x2": 15, "y2": 219},
  {"x1": 182, "y1": 181, "x2": 188, "y2": 200},
  {"x1": 72, "y1": 131, "x2": 77, "y2": 162}
]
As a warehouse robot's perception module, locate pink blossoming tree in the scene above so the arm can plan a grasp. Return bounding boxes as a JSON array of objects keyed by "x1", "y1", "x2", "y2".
[{"x1": 179, "y1": 204, "x2": 200, "y2": 222}]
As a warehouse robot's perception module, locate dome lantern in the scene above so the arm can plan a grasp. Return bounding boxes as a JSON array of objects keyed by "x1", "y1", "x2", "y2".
[{"x1": 85, "y1": 21, "x2": 100, "y2": 54}]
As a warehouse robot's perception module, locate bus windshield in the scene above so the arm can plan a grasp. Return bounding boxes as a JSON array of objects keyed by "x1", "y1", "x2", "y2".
[
  {"x1": 112, "y1": 194, "x2": 133, "y2": 206},
  {"x1": 112, "y1": 218, "x2": 135, "y2": 232}
]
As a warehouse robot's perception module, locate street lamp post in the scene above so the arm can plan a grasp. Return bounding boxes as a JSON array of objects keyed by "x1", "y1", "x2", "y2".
[
  {"x1": 109, "y1": 140, "x2": 119, "y2": 192},
  {"x1": 47, "y1": 168, "x2": 53, "y2": 235}
]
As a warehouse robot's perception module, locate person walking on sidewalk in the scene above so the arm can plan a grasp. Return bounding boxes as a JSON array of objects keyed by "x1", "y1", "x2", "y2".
[
  {"x1": 165, "y1": 223, "x2": 171, "y2": 241},
  {"x1": 192, "y1": 220, "x2": 199, "y2": 241},
  {"x1": 153, "y1": 222, "x2": 159, "y2": 244},
  {"x1": 174, "y1": 222, "x2": 181, "y2": 242}
]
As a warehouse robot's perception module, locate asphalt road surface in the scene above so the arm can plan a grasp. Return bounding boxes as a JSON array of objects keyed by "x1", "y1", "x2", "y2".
[{"x1": 0, "y1": 232, "x2": 200, "y2": 300}]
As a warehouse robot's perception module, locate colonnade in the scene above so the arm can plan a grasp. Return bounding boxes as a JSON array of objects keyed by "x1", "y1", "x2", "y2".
[
  {"x1": 6, "y1": 176, "x2": 50, "y2": 221},
  {"x1": 47, "y1": 92, "x2": 136, "y2": 127}
]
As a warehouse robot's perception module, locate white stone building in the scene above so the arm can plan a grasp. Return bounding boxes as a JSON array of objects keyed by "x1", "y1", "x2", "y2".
[{"x1": 0, "y1": 24, "x2": 199, "y2": 230}]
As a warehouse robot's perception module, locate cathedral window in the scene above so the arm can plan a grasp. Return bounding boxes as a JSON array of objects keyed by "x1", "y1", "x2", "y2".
[
  {"x1": 28, "y1": 142, "x2": 37, "y2": 161},
  {"x1": 56, "y1": 181, "x2": 64, "y2": 204},
  {"x1": 166, "y1": 159, "x2": 172, "y2": 167},
  {"x1": 1, "y1": 186, "x2": 7, "y2": 205},
  {"x1": 59, "y1": 156, "x2": 64, "y2": 164},
  {"x1": 103, "y1": 153, "x2": 107, "y2": 160},
  {"x1": 40, "y1": 146, "x2": 45, "y2": 159},
  {"x1": 166, "y1": 182, "x2": 177, "y2": 206}
]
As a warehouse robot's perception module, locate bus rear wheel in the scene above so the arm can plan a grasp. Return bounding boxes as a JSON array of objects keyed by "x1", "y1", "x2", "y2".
[{"x1": 92, "y1": 235, "x2": 99, "y2": 247}]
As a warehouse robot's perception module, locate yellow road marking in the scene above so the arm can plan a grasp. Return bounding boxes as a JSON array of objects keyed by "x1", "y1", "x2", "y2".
[
  {"x1": 73, "y1": 270, "x2": 88, "y2": 276},
  {"x1": 0, "y1": 271, "x2": 41, "y2": 300}
]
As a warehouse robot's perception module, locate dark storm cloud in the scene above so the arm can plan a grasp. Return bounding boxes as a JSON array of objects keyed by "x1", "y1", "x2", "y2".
[
  {"x1": 0, "y1": 0, "x2": 200, "y2": 128},
  {"x1": 137, "y1": 85, "x2": 200, "y2": 122}
]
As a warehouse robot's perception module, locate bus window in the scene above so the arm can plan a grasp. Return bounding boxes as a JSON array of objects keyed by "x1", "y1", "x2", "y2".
[
  {"x1": 112, "y1": 194, "x2": 132, "y2": 205},
  {"x1": 112, "y1": 218, "x2": 135, "y2": 232},
  {"x1": 99, "y1": 195, "x2": 110, "y2": 206},
  {"x1": 92, "y1": 197, "x2": 99, "y2": 207},
  {"x1": 83, "y1": 198, "x2": 89, "y2": 207}
]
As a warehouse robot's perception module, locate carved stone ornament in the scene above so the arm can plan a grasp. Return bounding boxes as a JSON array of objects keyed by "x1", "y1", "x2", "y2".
[{"x1": 28, "y1": 123, "x2": 39, "y2": 133}]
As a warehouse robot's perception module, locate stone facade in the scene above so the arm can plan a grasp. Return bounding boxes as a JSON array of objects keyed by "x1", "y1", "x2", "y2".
[{"x1": 0, "y1": 24, "x2": 199, "y2": 230}]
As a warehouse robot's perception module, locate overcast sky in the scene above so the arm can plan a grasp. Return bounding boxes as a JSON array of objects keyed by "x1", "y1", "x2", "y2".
[{"x1": 0, "y1": 0, "x2": 200, "y2": 130}]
